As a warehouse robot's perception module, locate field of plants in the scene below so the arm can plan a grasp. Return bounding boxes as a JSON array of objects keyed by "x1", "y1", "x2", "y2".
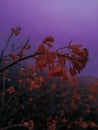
[{"x1": 0, "y1": 27, "x2": 98, "y2": 130}]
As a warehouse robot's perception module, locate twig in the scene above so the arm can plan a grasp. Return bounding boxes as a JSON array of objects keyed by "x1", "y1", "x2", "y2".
[
  {"x1": 56, "y1": 40, "x2": 72, "y2": 52},
  {"x1": 0, "y1": 52, "x2": 44, "y2": 73},
  {"x1": 18, "y1": 37, "x2": 30, "y2": 58},
  {"x1": 2, "y1": 73, "x2": 6, "y2": 107},
  {"x1": 0, "y1": 33, "x2": 13, "y2": 65}
]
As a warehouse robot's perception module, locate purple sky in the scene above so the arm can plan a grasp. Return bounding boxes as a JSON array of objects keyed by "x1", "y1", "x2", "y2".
[{"x1": 0, "y1": 0, "x2": 98, "y2": 77}]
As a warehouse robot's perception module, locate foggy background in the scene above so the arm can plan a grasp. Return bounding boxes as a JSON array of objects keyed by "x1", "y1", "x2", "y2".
[{"x1": 0, "y1": 0, "x2": 98, "y2": 77}]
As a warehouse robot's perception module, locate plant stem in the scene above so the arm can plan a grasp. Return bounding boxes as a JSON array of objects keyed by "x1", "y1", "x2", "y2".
[
  {"x1": 0, "y1": 52, "x2": 44, "y2": 73},
  {"x1": 0, "y1": 33, "x2": 13, "y2": 65},
  {"x1": 2, "y1": 73, "x2": 6, "y2": 107}
]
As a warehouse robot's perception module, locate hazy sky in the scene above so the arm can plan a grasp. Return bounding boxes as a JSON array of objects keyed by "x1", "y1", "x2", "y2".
[{"x1": 0, "y1": 0, "x2": 98, "y2": 77}]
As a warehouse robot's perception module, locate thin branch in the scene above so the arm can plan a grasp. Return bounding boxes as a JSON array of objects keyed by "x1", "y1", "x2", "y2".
[
  {"x1": 56, "y1": 46, "x2": 68, "y2": 52},
  {"x1": 2, "y1": 73, "x2": 6, "y2": 107},
  {"x1": 56, "y1": 40, "x2": 72, "y2": 52},
  {"x1": 3, "y1": 44, "x2": 23, "y2": 58},
  {"x1": 0, "y1": 33, "x2": 13, "y2": 64},
  {"x1": 18, "y1": 37, "x2": 30, "y2": 58},
  {"x1": 0, "y1": 52, "x2": 44, "y2": 73}
]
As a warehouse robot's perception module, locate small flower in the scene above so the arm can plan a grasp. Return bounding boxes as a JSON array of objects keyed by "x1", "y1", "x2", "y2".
[
  {"x1": 23, "y1": 122, "x2": 29, "y2": 127},
  {"x1": 7, "y1": 85, "x2": 15, "y2": 94},
  {"x1": 11, "y1": 26, "x2": 21, "y2": 36},
  {"x1": 81, "y1": 122, "x2": 88, "y2": 129}
]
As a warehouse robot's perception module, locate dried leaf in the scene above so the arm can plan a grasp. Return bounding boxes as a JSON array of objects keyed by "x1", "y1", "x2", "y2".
[
  {"x1": 69, "y1": 44, "x2": 82, "y2": 50},
  {"x1": 37, "y1": 44, "x2": 46, "y2": 53},
  {"x1": 43, "y1": 36, "x2": 54, "y2": 43},
  {"x1": 9, "y1": 53, "x2": 18, "y2": 61}
]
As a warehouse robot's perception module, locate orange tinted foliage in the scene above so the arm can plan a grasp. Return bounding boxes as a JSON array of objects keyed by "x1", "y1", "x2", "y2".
[
  {"x1": 89, "y1": 122, "x2": 98, "y2": 128},
  {"x1": 18, "y1": 70, "x2": 25, "y2": 76},
  {"x1": 0, "y1": 28, "x2": 93, "y2": 130},
  {"x1": 23, "y1": 122, "x2": 30, "y2": 127},
  {"x1": 69, "y1": 44, "x2": 82, "y2": 49},
  {"x1": 9, "y1": 53, "x2": 18, "y2": 61},
  {"x1": 37, "y1": 44, "x2": 46, "y2": 53},
  {"x1": 39, "y1": 76, "x2": 44, "y2": 82},
  {"x1": 69, "y1": 68, "x2": 77, "y2": 76},
  {"x1": 48, "y1": 64, "x2": 64, "y2": 77},
  {"x1": 81, "y1": 122, "x2": 88, "y2": 129},
  {"x1": 48, "y1": 51, "x2": 57, "y2": 60},
  {"x1": 34, "y1": 36, "x2": 89, "y2": 80},
  {"x1": 7, "y1": 85, "x2": 15, "y2": 94},
  {"x1": 43, "y1": 36, "x2": 54, "y2": 43},
  {"x1": 47, "y1": 43, "x2": 53, "y2": 48},
  {"x1": 51, "y1": 83, "x2": 57, "y2": 89},
  {"x1": 29, "y1": 80, "x2": 40, "y2": 91},
  {"x1": 3, "y1": 60, "x2": 9, "y2": 65}
]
